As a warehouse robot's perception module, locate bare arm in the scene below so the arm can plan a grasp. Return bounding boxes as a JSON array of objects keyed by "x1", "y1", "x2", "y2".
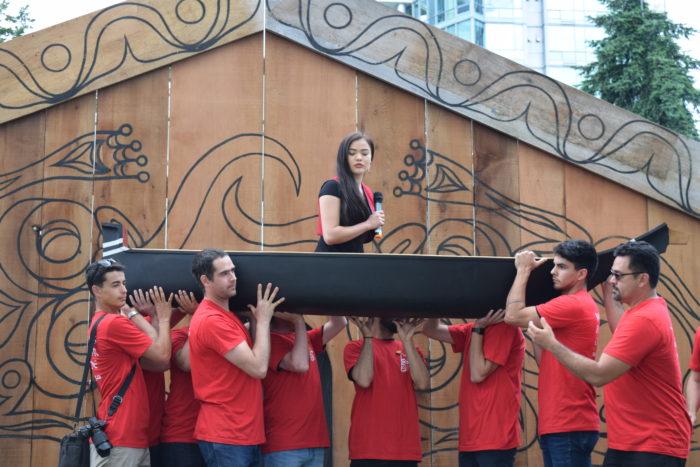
[
  {"x1": 686, "y1": 370, "x2": 700, "y2": 425},
  {"x1": 223, "y1": 283, "x2": 284, "y2": 379},
  {"x1": 421, "y1": 318, "x2": 453, "y2": 344},
  {"x1": 276, "y1": 313, "x2": 309, "y2": 373},
  {"x1": 396, "y1": 318, "x2": 430, "y2": 391},
  {"x1": 601, "y1": 280, "x2": 624, "y2": 333},
  {"x1": 139, "y1": 287, "x2": 173, "y2": 372},
  {"x1": 504, "y1": 251, "x2": 546, "y2": 328},
  {"x1": 319, "y1": 195, "x2": 384, "y2": 245},
  {"x1": 348, "y1": 317, "x2": 376, "y2": 388},
  {"x1": 175, "y1": 339, "x2": 190, "y2": 372},
  {"x1": 527, "y1": 318, "x2": 631, "y2": 386},
  {"x1": 322, "y1": 316, "x2": 348, "y2": 345},
  {"x1": 469, "y1": 309, "x2": 504, "y2": 383}
]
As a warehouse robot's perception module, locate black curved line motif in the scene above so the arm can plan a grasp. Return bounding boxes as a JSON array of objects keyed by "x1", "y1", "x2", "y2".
[
  {"x1": 0, "y1": 130, "x2": 696, "y2": 462},
  {"x1": 267, "y1": 0, "x2": 696, "y2": 217},
  {"x1": 0, "y1": 0, "x2": 261, "y2": 111}
]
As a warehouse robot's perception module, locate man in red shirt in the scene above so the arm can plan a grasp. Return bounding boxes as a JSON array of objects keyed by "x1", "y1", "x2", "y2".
[
  {"x1": 261, "y1": 314, "x2": 347, "y2": 466},
  {"x1": 344, "y1": 317, "x2": 429, "y2": 466},
  {"x1": 86, "y1": 259, "x2": 172, "y2": 467},
  {"x1": 504, "y1": 239, "x2": 600, "y2": 467},
  {"x1": 528, "y1": 240, "x2": 691, "y2": 466},
  {"x1": 188, "y1": 248, "x2": 284, "y2": 467},
  {"x1": 685, "y1": 327, "x2": 700, "y2": 426},
  {"x1": 423, "y1": 309, "x2": 525, "y2": 466}
]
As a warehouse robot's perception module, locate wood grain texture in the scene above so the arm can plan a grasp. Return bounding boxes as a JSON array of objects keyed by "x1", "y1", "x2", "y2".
[
  {"x1": 0, "y1": 0, "x2": 263, "y2": 124},
  {"x1": 167, "y1": 35, "x2": 264, "y2": 251},
  {"x1": 262, "y1": 34, "x2": 356, "y2": 252}
]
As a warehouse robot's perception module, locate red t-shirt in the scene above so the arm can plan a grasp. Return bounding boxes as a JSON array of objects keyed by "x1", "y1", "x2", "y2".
[
  {"x1": 90, "y1": 311, "x2": 152, "y2": 448},
  {"x1": 343, "y1": 338, "x2": 424, "y2": 461},
  {"x1": 690, "y1": 327, "x2": 700, "y2": 371},
  {"x1": 161, "y1": 327, "x2": 200, "y2": 444},
  {"x1": 449, "y1": 322, "x2": 525, "y2": 451},
  {"x1": 143, "y1": 370, "x2": 165, "y2": 446},
  {"x1": 536, "y1": 290, "x2": 600, "y2": 435},
  {"x1": 603, "y1": 297, "x2": 691, "y2": 458},
  {"x1": 189, "y1": 299, "x2": 264, "y2": 445},
  {"x1": 261, "y1": 327, "x2": 329, "y2": 454}
]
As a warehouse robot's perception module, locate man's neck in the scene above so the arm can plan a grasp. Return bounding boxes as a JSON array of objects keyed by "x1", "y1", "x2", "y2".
[
  {"x1": 204, "y1": 294, "x2": 230, "y2": 311},
  {"x1": 561, "y1": 281, "x2": 586, "y2": 296},
  {"x1": 626, "y1": 288, "x2": 658, "y2": 309},
  {"x1": 96, "y1": 302, "x2": 120, "y2": 314}
]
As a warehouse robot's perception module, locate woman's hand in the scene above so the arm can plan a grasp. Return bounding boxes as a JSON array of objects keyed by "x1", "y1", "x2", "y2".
[{"x1": 366, "y1": 210, "x2": 385, "y2": 230}]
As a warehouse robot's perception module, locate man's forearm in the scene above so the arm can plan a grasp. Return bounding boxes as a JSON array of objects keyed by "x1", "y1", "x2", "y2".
[{"x1": 402, "y1": 337, "x2": 429, "y2": 390}]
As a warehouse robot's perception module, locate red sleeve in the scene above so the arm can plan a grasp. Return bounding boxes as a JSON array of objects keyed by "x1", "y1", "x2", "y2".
[
  {"x1": 604, "y1": 314, "x2": 660, "y2": 366},
  {"x1": 308, "y1": 326, "x2": 324, "y2": 354},
  {"x1": 483, "y1": 323, "x2": 519, "y2": 366},
  {"x1": 343, "y1": 340, "x2": 363, "y2": 374},
  {"x1": 106, "y1": 315, "x2": 152, "y2": 358},
  {"x1": 449, "y1": 323, "x2": 472, "y2": 354},
  {"x1": 269, "y1": 333, "x2": 294, "y2": 371},
  {"x1": 171, "y1": 328, "x2": 189, "y2": 355},
  {"x1": 691, "y1": 328, "x2": 700, "y2": 371},
  {"x1": 536, "y1": 294, "x2": 583, "y2": 329},
  {"x1": 199, "y1": 314, "x2": 246, "y2": 356}
]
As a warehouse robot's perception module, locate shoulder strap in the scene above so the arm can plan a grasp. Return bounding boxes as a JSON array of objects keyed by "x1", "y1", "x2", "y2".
[
  {"x1": 73, "y1": 313, "x2": 107, "y2": 423},
  {"x1": 106, "y1": 363, "x2": 136, "y2": 418}
]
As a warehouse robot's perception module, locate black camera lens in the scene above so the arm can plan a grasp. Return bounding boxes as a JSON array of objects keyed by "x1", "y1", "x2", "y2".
[{"x1": 87, "y1": 417, "x2": 112, "y2": 458}]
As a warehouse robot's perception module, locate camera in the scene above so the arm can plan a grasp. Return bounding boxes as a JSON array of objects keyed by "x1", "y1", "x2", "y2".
[{"x1": 77, "y1": 417, "x2": 112, "y2": 457}]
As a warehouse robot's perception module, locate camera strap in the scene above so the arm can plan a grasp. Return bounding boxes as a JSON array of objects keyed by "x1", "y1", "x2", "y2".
[
  {"x1": 106, "y1": 363, "x2": 136, "y2": 418},
  {"x1": 73, "y1": 313, "x2": 107, "y2": 425}
]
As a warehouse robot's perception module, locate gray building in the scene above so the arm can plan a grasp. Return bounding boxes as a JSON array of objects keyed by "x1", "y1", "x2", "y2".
[{"x1": 379, "y1": 0, "x2": 606, "y2": 86}]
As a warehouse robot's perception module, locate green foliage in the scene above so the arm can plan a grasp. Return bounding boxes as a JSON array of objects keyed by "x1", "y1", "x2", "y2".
[
  {"x1": 576, "y1": 0, "x2": 700, "y2": 140},
  {"x1": 0, "y1": 0, "x2": 33, "y2": 43}
]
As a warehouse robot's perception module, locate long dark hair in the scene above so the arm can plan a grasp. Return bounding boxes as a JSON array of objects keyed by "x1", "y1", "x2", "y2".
[{"x1": 335, "y1": 132, "x2": 375, "y2": 225}]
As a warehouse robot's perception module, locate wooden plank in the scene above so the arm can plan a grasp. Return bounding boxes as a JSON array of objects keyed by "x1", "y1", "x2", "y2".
[
  {"x1": 0, "y1": 0, "x2": 263, "y2": 125},
  {"x1": 30, "y1": 93, "x2": 97, "y2": 466},
  {"x1": 267, "y1": 0, "x2": 700, "y2": 219},
  {"x1": 0, "y1": 111, "x2": 46, "y2": 466},
  {"x1": 94, "y1": 67, "x2": 170, "y2": 251},
  {"x1": 472, "y1": 122, "x2": 520, "y2": 257},
  {"x1": 262, "y1": 34, "x2": 356, "y2": 252},
  {"x1": 425, "y1": 104, "x2": 474, "y2": 256},
  {"x1": 423, "y1": 104, "x2": 472, "y2": 465},
  {"x1": 167, "y1": 35, "x2": 264, "y2": 251}
]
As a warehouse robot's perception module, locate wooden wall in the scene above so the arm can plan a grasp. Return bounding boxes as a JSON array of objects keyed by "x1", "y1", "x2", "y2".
[{"x1": 0, "y1": 32, "x2": 698, "y2": 467}]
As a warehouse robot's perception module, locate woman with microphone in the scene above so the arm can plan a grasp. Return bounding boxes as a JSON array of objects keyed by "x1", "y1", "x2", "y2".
[{"x1": 315, "y1": 132, "x2": 385, "y2": 253}]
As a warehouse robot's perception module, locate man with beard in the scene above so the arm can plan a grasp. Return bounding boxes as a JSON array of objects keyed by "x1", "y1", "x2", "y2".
[
  {"x1": 188, "y1": 248, "x2": 285, "y2": 467},
  {"x1": 528, "y1": 241, "x2": 691, "y2": 466},
  {"x1": 343, "y1": 317, "x2": 429, "y2": 466},
  {"x1": 504, "y1": 239, "x2": 600, "y2": 467}
]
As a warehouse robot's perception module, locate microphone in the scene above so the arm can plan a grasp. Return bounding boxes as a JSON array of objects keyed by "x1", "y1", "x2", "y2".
[{"x1": 374, "y1": 192, "x2": 383, "y2": 239}]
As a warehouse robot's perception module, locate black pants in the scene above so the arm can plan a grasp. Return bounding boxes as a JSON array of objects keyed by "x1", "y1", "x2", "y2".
[
  {"x1": 603, "y1": 449, "x2": 686, "y2": 467},
  {"x1": 350, "y1": 461, "x2": 419, "y2": 467}
]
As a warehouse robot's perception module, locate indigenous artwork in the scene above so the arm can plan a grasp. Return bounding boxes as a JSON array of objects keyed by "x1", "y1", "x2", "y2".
[{"x1": 0, "y1": 0, "x2": 697, "y2": 466}]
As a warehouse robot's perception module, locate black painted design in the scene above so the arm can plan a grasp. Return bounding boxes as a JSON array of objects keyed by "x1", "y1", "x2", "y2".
[
  {"x1": 0, "y1": 130, "x2": 696, "y2": 463},
  {"x1": 268, "y1": 0, "x2": 696, "y2": 217},
  {"x1": 0, "y1": 0, "x2": 260, "y2": 110}
]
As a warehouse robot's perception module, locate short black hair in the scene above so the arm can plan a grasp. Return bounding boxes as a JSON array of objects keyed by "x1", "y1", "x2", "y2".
[
  {"x1": 86, "y1": 258, "x2": 125, "y2": 294},
  {"x1": 192, "y1": 248, "x2": 228, "y2": 289},
  {"x1": 553, "y1": 239, "x2": 598, "y2": 285},
  {"x1": 613, "y1": 240, "x2": 660, "y2": 288}
]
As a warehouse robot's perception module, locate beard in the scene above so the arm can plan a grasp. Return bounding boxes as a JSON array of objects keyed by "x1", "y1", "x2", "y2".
[{"x1": 380, "y1": 318, "x2": 397, "y2": 334}]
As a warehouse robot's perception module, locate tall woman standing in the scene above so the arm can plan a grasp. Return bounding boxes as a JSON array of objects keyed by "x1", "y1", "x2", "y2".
[{"x1": 315, "y1": 132, "x2": 385, "y2": 253}]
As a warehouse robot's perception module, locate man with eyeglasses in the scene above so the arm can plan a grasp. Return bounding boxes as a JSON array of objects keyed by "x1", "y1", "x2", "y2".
[
  {"x1": 528, "y1": 240, "x2": 691, "y2": 466},
  {"x1": 504, "y1": 239, "x2": 600, "y2": 467},
  {"x1": 86, "y1": 258, "x2": 173, "y2": 467}
]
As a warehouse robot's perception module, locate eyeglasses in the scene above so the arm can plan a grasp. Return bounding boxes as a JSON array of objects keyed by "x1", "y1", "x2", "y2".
[
  {"x1": 609, "y1": 270, "x2": 642, "y2": 280},
  {"x1": 87, "y1": 258, "x2": 117, "y2": 286},
  {"x1": 96, "y1": 258, "x2": 116, "y2": 268}
]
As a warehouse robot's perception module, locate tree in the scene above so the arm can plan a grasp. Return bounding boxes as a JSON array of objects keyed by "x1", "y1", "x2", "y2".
[
  {"x1": 0, "y1": 0, "x2": 33, "y2": 43},
  {"x1": 577, "y1": 0, "x2": 700, "y2": 140}
]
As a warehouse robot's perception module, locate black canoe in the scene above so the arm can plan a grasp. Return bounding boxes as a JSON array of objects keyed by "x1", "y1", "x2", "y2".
[{"x1": 101, "y1": 223, "x2": 669, "y2": 318}]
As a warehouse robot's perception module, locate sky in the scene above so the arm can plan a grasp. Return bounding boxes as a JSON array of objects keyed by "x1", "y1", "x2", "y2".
[{"x1": 9, "y1": 0, "x2": 700, "y2": 126}]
